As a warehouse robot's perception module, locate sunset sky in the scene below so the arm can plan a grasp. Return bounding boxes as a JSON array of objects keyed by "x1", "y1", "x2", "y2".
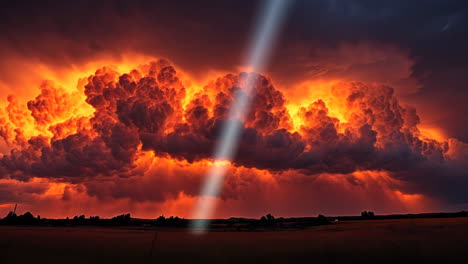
[{"x1": 1, "y1": 0, "x2": 468, "y2": 219}]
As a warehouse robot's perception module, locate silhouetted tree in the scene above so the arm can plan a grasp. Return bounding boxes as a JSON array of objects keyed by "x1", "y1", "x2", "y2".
[
  {"x1": 361, "y1": 211, "x2": 375, "y2": 219},
  {"x1": 89, "y1": 216, "x2": 100, "y2": 224},
  {"x1": 154, "y1": 215, "x2": 166, "y2": 226},
  {"x1": 111, "y1": 213, "x2": 131, "y2": 225},
  {"x1": 71, "y1": 215, "x2": 86, "y2": 225},
  {"x1": 4, "y1": 211, "x2": 16, "y2": 220},
  {"x1": 2, "y1": 211, "x2": 17, "y2": 224},
  {"x1": 16, "y1": 212, "x2": 37, "y2": 225},
  {"x1": 259, "y1": 214, "x2": 277, "y2": 227},
  {"x1": 317, "y1": 214, "x2": 330, "y2": 224}
]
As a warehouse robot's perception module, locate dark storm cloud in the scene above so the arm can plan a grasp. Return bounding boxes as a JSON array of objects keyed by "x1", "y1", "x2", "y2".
[
  {"x1": 0, "y1": 179, "x2": 48, "y2": 203},
  {"x1": 0, "y1": 0, "x2": 256, "y2": 79},
  {"x1": 282, "y1": 0, "x2": 468, "y2": 141}
]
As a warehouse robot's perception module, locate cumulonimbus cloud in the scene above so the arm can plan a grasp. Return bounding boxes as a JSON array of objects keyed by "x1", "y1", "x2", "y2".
[{"x1": 0, "y1": 59, "x2": 467, "y2": 206}]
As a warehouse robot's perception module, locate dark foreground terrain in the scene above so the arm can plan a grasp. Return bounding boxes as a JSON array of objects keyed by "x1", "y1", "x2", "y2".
[{"x1": 1, "y1": 217, "x2": 468, "y2": 264}]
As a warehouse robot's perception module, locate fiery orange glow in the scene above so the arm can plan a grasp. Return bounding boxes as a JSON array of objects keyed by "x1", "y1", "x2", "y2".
[
  {"x1": 0, "y1": 55, "x2": 464, "y2": 219},
  {"x1": 418, "y1": 126, "x2": 447, "y2": 142},
  {"x1": 285, "y1": 79, "x2": 345, "y2": 129}
]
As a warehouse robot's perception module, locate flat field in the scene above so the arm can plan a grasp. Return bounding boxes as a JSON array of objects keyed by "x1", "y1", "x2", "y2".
[{"x1": 1, "y1": 217, "x2": 468, "y2": 263}]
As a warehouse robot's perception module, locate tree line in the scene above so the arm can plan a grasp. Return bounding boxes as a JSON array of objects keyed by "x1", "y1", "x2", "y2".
[
  {"x1": 0, "y1": 211, "x2": 335, "y2": 228},
  {"x1": 0, "y1": 211, "x2": 189, "y2": 227}
]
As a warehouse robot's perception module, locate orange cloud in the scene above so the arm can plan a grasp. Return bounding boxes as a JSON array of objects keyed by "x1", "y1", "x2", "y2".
[{"x1": 0, "y1": 57, "x2": 465, "y2": 219}]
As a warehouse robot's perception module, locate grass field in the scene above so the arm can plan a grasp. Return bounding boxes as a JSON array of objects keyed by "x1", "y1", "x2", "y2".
[{"x1": 1, "y1": 217, "x2": 468, "y2": 263}]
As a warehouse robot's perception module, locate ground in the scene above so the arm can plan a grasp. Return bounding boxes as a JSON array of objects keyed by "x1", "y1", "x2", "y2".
[{"x1": 1, "y1": 217, "x2": 468, "y2": 263}]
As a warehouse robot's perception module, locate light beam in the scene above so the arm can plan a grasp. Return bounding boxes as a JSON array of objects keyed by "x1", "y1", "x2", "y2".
[{"x1": 191, "y1": 0, "x2": 290, "y2": 233}]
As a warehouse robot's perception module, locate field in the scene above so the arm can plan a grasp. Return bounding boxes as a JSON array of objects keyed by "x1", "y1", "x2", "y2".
[{"x1": 2, "y1": 217, "x2": 468, "y2": 263}]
